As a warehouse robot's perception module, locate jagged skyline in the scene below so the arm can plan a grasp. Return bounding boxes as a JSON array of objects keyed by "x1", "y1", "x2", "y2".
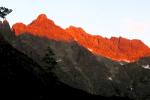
[
  {"x1": 12, "y1": 14, "x2": 150, "y2": 62},
  {"x1": 1, "y1": 0, "x2": 150, "y2": 46}
]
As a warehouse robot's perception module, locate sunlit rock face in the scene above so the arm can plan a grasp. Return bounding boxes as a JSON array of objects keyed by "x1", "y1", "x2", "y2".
[
  {"x1": 0, "y1": 29, "x2": 91, "y2": 97},
  {"x1": 12, "y1": 14, "x2": 73, "y2": 41},
  {"x1": 66, "y1": 26, "x2": 150, "y2": 62},
  {"x1": 12, "y1": 14, "x2": 150, "y2": 62}
]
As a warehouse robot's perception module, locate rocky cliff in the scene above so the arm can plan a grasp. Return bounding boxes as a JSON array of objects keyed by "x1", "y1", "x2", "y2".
[{"x1": 12, "y1": 14, "x2": 150, "y2": 62}]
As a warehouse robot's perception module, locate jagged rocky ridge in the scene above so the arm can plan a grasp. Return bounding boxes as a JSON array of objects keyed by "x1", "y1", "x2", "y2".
[
  {"x1": 12, "y1": 14, "x2": 150, "y2": 62},
  {"x1": 1, "y1": 16, "x2": 150, "y2": 99}
]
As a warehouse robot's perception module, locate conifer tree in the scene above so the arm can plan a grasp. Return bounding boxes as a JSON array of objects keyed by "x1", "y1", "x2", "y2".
[{"x1": 0, "y1": 7, "x2": 12, "y2": 19}]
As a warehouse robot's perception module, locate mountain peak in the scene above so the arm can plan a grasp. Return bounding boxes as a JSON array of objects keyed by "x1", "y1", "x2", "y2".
[
  {"x1": 3, "y1": 19, "x2": 9, "y2": 24},
  {"x1": 12, "y1": 14, "x2": 150, "y2": 62},
  {"x1": 29, "y1": 14, "x2": 55, "y2": 27},
  {"x1": 12, "y1": 14, "x2": 73, "y2": 41},
  {"x1": 12, "y1": 23, "x2": 27, "y2": 35},
  {"x1": 0, "y1": 20, "x2": 15, "y2": 43},
  {"x1": 0, "y1": 20, "x2": 10, "y2": 28},
  {"x1": 67, "y1": 25, "x2": 83, "y2": 30},
  {"x1": 66, "y1": 26, "x2": 87, "y2": 34},
  {"x1": 37, "y1": 14, "x2": 47, "y2": 20}
]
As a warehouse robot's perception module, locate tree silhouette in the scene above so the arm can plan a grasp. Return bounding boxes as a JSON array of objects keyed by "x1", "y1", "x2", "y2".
[
  {"x1": 0, "y1": 7, "x2": 12, "y2": 19},
  {"x1": 42, "y1": 46, "x2": 58, "y2": 83},
  {"x1": 43, "y1": 46, "x2": 57, "y2": 70}
]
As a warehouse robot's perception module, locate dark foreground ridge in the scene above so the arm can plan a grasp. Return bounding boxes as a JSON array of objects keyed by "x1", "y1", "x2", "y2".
[{"x1": 0, "y1": 30, "x2": 89, "y2": 98}]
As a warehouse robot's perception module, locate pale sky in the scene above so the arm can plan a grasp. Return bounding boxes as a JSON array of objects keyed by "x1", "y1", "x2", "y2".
[{"x1": 1, "y1": 0, "x2": 150, "y2": 47}]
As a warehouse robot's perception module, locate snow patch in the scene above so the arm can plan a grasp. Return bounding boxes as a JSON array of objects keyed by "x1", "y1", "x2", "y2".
[
  {"x1": 142, "y1": 64, "x2": 150, "y2": 70},
  {"x1": 108, "y1": 77, "x2": 113, "y2": 81},
  {"x1": 121, "y1": 59, "x2": 131, "y2": 63},
  {"x1": 113, "y1": 58, "x2": 131, "y2": 63},
  {"x1": 56, "y1": 59, "x2": 62, "y2": 62},
  {"x1": 74, "y1": 38, "x2": 78, "y2": 41},
  {"x1": 119, "y1": 62, "x2": 124, "y2": 65},
  {"x1": 130, "y1": 87, "x2": 133, "y2": 91},
  {"x1": 88, "y1": 48, "x2": 93, "y2": 52}
]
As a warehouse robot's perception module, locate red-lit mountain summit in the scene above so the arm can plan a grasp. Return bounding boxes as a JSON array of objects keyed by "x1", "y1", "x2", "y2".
[{"x1": 12, "y1": 14, "x2": 150, "y2": 62}]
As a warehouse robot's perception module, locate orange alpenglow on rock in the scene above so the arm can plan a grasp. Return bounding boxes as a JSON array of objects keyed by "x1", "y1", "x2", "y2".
[
  {"x1": 12, "y1": 14, "x2": 73, "y2": 41},
  {"x1": 12, "y1": 14, "x2": 150, "y2": 62},
  {"x1": 12, "y1": 23, "x2": 27, "y2": 35}
]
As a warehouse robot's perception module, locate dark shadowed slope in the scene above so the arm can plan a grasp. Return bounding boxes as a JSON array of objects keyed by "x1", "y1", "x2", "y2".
[
  {"x1": 10, "y1": 29, "x2": 136, "y2": 100},
  {"x1": 0, "y1": 28, "x2": 92, "y2": 98}
]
